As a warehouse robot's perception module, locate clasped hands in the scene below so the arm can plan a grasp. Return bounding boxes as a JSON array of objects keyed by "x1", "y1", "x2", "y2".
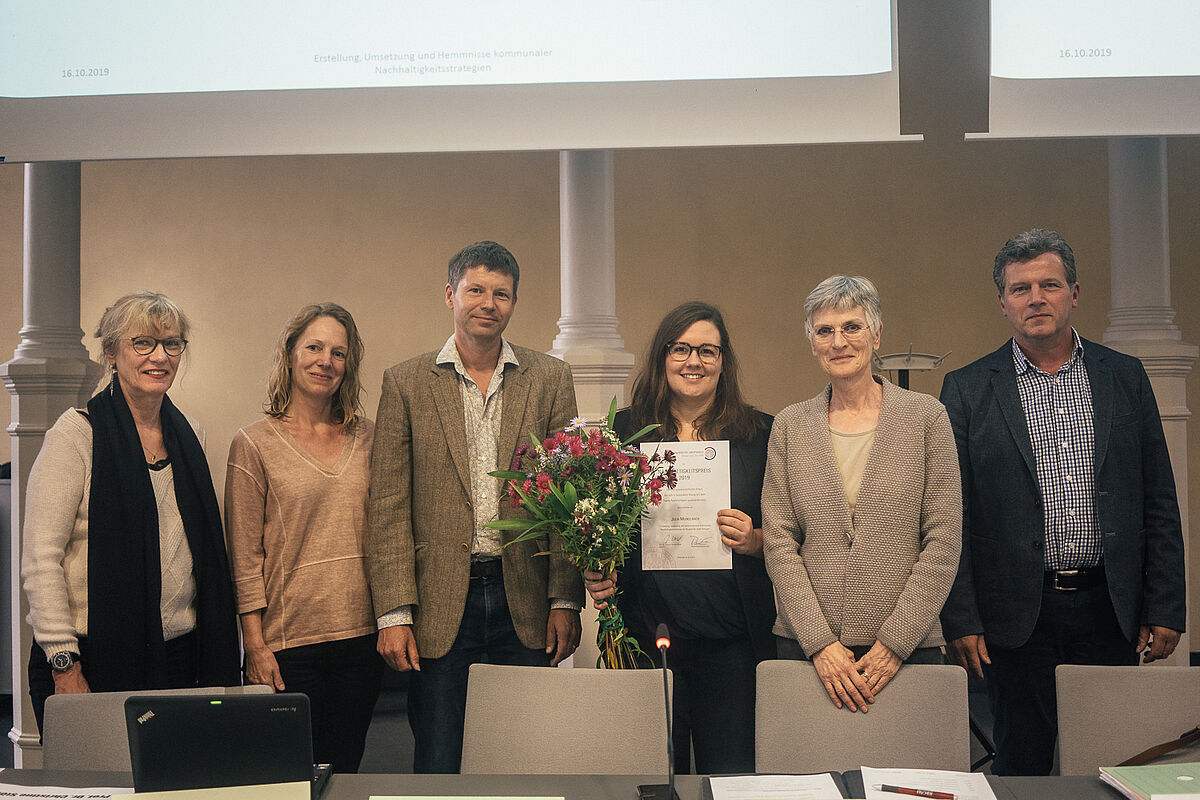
[{"x1": 812, "y1": 640, "x2": 901, "y2": 712}]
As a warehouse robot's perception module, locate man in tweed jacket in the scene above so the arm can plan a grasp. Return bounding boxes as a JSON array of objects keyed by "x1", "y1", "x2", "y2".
[
  {"x1": 367, "y1": 241, "x2": 583, "y2": 773},
  {"x1": 939, "y1": 229, "x2": 1185, "y2": 775}
]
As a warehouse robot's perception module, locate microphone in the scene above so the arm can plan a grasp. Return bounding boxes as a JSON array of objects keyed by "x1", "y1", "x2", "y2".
[{"x1": 637, "y1": 624, "x2": 679, "y2": 800}]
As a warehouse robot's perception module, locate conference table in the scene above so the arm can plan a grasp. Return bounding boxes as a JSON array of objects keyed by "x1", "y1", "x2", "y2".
[{"x1": 0, "y1": 768, "x2": 1123, "y2": 799}]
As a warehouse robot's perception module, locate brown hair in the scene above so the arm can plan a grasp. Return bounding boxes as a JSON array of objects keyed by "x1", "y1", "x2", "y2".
[{"x1": 628, "y1": 301, "x2": 763, "y2": 443}]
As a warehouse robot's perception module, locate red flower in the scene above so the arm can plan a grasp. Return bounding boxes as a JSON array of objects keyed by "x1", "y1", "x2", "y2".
[
  {"x1": 536, "y1": 472, "x2": 553, "y2": 499},
  {"x1": 568, "y1": 437, "x2": 585, "y2": 458},
  {"x1": 543, "y1": 437, "x2": 557, "y2": 451}
]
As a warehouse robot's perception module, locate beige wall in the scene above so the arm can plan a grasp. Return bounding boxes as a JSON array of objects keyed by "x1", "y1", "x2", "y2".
[{"x1": 3, "y1": 0, "x2": 1199, "y2": 639}]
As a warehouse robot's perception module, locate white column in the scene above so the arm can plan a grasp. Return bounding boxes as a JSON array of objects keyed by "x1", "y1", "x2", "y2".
[
  {"x1": 550, "y1": 150, "x2": 636, "y2": 423},
  {"x1": 550, "y1": 150, "x2": 636, "y2": 670},
  {"x1": 1, "y1": 162, "x2": 104, "y2": 766},
  {"x1": 1102, "y1": 137, "x2": 1196, "y2": 663}
]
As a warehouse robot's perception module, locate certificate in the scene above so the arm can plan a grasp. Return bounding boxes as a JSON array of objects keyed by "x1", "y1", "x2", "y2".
[{"x1": 640, "y1": 440, "x2": 732, "y2": 571}]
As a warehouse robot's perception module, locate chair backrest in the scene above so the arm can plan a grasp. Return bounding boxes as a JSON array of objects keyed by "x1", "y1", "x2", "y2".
[
  {"x1": 755, "y1": 659, "x2": 970, "y2": 774},
  {"x1": 1056, "y1": 664, "x2": 1200, "y2": 776},
  {"x1": 41, "y1": 684, "x2": 273, "y2": 772},
  {"x1": 461, "y1": 663, "x2": 672, "y2": 775}
]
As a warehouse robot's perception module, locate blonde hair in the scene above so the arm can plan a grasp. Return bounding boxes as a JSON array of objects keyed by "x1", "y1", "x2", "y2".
[
  {"x1": 94, "y1": 291, "x2": 191, "y2": 374},
  {"x1": 264, "y1": 303, "x2": 364, "y2": 429}
]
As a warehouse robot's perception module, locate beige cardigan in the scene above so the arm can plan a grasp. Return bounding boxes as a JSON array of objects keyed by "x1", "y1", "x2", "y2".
[{"x1": 762, "y1": 378, "x2": 962, "y2": 659}]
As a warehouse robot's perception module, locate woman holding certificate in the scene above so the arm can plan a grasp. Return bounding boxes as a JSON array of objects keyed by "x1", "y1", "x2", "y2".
[
  {"x1": 583, "y1": 301, "x2": 774, "y2": 774},
  {"x1": 762, "y1": 275, "x2": 961, "y2": 712}
]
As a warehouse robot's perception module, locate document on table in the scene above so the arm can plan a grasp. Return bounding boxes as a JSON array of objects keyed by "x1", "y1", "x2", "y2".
[
  {"x1": 0, "y1": 785, "x2": 132, "y2": 799},
  {"x1": 640, "y1": 440, "x2": 732, "y2": 571},
  {"x1": 1100, "y1": 762, "x2": 1200, "y2": 800},
  {"x1": 708, "y1": 772, "x2": 847, "y2": 798},
  {"x1": 861, "y1": 766, "x2": 997, "y2": 800}
]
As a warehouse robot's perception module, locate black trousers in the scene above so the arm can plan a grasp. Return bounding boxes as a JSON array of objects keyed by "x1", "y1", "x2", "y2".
[
  {"x1": 636, "y1": 630, "x2": 758, "y2": 775},
  {"x1": 28, "y1": 631, "x2": 199, "y2": 737},
  {"x1": 984, "y1": 581, "x2": 1137, "y2": 776},
  {"x1": 271, "y1": 633, "x2": 384, "y2": 774}
]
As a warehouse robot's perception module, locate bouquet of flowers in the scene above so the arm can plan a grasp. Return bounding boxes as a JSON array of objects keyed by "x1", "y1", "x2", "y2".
[{"x1": 488, "y1": 398, "x2": 677, "y2": 669}]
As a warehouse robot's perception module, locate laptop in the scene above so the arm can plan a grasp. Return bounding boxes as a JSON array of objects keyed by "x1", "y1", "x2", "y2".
[{"x1": 125, "y1": 692, "x2": 330, "y2": 797}]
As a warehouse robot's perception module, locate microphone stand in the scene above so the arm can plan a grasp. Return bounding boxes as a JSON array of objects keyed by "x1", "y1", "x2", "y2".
[{"x1": 637, "y1": 624, "x2": 680, "y2": 800}]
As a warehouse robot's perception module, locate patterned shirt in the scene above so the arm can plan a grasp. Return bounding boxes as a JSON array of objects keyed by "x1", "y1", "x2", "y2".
[
  {"x1": 1012, "y1": 331, "x2": 1101, "y2": 570},
  {"x1": 436, "y1": 334, "x2": 519, "y2": 559}
]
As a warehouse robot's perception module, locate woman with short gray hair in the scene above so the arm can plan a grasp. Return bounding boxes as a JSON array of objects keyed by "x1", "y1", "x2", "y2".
[{"x1": 762, "y1": 275, "x2": 962, "y2": 711}]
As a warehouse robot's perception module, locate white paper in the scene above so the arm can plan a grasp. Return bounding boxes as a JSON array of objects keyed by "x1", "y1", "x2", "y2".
[
  {"x1": 709, "y1": 772, "x2": 845, "y2": 799},
  {"x1": 861, "y1": 767, "x2": 998, "y2": 800},
  {"x1": 640, "y1": 440, "x2": 732, "y2": 571},
  {"x1": 0, "y1": 785, "x2": 132, "y2": 799}
]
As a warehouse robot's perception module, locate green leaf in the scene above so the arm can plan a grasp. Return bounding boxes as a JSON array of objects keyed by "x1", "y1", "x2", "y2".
[
  {"x1": 489, "y1": 469, "x2": 526, "y2": 481},
  {"x1": 562, "y1": 480, "x2": 579, "y2": 508},
  {"x1": 529, "y1": 432, "x2": 543, "y2": 450},
  {"x1": 607, "y1": 396, "x2": 618, "y2": 429},
  {"x1": 622, "y1": 423, "x2": 661, "y2": 446},
  {"x1": 486, "y1": 519, "x2": 539, "y2": 531}
]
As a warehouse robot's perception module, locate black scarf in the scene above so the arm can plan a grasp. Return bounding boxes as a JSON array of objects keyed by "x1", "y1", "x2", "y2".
[{"x1": 86, "y1": 379, "x2": 239, "y2": 691}]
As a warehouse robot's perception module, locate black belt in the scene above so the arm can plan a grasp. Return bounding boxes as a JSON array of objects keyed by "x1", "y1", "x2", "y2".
[
  {"x1": 470, "y1": 559, "x2": 503, "y2": 578},
  {"x1": 1044, "y1": 566, "x2": 1105, "y2": 591}
]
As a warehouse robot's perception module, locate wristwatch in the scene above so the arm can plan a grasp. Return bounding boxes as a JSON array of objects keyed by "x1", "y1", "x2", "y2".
[{"x1": 50, "y1": 651, "x2": 78, "y2": 672}]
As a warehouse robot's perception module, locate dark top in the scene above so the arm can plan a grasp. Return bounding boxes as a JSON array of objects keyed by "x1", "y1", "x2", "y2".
[{"x1": 614, "y1": 409, "x2": 777, "y2": 661}]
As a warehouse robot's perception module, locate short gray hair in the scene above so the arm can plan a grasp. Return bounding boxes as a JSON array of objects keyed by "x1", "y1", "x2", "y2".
[
  {"x1": 803, "y1": 275, "x2": 882, "y2": 341},
  {"x1": 993, "y1": 228, "x2": 1076, "y2": 292}
]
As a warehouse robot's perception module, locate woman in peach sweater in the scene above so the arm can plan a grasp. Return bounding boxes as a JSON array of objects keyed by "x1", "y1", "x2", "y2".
[{"x1": 225, "y1": 303, "x2": 380, "y2": 772}]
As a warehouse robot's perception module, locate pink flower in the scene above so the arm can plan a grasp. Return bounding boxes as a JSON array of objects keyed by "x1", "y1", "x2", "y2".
[
  {"x1": 543, "y1": 437, "x2": 557, "y2": 452},
  {"x1": 568, "y1": 437, "x2": 585, "y2": 458},
  {"x1": 536, "y1": 472, "x2": 553, "y2": 499}
]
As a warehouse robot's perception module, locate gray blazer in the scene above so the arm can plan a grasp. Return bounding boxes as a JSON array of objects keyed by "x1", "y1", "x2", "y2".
[
  {"x1": 762, "y1": 378, "x2": 962, "y2": 659},
  {"x1": 366, "y1": 344, "x2": 584, "y2": 659}
]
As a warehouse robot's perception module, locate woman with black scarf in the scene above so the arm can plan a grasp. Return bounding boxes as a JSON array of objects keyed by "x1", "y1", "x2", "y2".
[{"x1": 22, "y1": 291, "x2": 239, "y2": 733}]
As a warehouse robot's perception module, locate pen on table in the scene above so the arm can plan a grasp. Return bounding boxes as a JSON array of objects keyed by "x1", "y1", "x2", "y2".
[{"x1": 877, "y1": 784, "x2": 956, "y2": 800}]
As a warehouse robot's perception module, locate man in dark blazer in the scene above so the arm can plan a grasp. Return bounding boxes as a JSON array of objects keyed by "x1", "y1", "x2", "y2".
[
  {"x1": 367, "y1": 241, "x2": 583, "y2": 773},
  {"x1": 939, "y1": 228, "x2": 1185, "y2": 776}
]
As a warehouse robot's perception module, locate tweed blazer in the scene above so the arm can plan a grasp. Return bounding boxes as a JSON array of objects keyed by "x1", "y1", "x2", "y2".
[
  {"x1": 366, "y1": 343, "x2": 584, "y2": 659},
  {"x1": 762, "y1": 377, "x2": 962, "y2": 660}
]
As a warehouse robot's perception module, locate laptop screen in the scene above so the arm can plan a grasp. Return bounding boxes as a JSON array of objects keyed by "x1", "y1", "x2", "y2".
[{"x1": 125, "y1": 692, "x2": 314, "y2": 792}]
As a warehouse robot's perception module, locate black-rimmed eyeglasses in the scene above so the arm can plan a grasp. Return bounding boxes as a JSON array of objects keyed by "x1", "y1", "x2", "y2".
[
  {"x1": 666, "y1": 342, "x2": 722, "y2": 363},
  {"x1": 129, "y1": 336, "x2": 188, "y2": 356}
]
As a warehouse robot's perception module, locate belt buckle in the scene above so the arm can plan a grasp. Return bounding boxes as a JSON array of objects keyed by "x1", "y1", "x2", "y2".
[{"x1": 1052, "y1": 569, "x2": 1082, "y2": 591}]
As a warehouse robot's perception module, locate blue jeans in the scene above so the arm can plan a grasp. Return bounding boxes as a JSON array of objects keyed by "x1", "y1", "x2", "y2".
[{"x1": 408, "y1": 561, "x2": 549, "y2": 773}]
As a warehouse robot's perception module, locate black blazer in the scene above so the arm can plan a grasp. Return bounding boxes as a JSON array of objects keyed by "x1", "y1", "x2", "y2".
[
  {"x1": 614, "y1": 409, "x2": 778, "y2": 662},
  {"x1": 938, "y1": 339, "x2": 1185, "y2": 649}
]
